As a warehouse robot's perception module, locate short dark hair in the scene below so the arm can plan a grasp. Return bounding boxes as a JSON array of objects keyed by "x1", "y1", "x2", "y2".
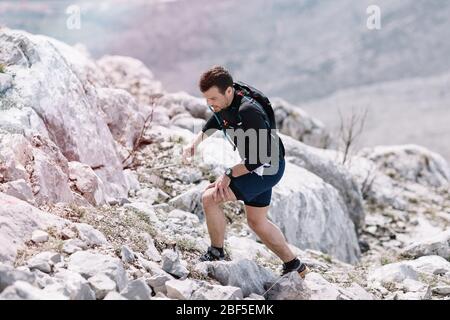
[{"x1": 199, "y1": 65, "x2": 233, "y2": 94}]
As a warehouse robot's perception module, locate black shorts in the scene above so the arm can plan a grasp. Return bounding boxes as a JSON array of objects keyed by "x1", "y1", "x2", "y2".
[{"x1": 229, "y1": 159, "x2": 285, "y2": 207}]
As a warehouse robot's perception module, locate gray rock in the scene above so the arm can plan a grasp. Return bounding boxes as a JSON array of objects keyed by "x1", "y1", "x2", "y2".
[
  {"x1": 395, "y1": 279, "x2": 432, "y2": 300},
  {"x1": 402, "y1": 230, "x2": 450, "y2": 260},
  {"x1": 406, "y1": 255, "x2": 450, "y2": 276},
  {"x1": 171, "y1": 115, "x2": 206, "y2": 134},
  {"x1": 168, "y1": 180, "x2": 210, "y2": 218},
  {"x1": 121, "y1": 245, "x2": 136, "y2": 264},
  {"x1": 368, "y1": 262, "x2": 419, "y2": 286},
  {"x1": 0, "y1": 264, "x2": 36, "y2": 291},
  {"x1": 88, "y1": 273, "x2": 119, "y2": 300},
  {"x1": 123, "y1": 169, "x2": 141, "y2": 192},
  {"x1": 62, "y1": 239, "x2": 86, "y2": 254},
  {"x1": 432, "y1": 286, "x2": 450, "y2": 296},
  {"x1": 165, "y1": 279, "x2": 198, "y2": 300},
  {"x1": 97, "y1": 55, "x2": 163, "y2": 106},
  {"x1": 120, "y1": 278, "x2": 153, "y2": 300},
  {"x1": 191, "y1": 283, "x2": 243, "y2": 300},
  {"x1": 192, "y1": 262, "x2": 209, "y2": 279},
  {"x1": 103, "y1": 291, "x2": 128, "y2": 300},
  {"x1": 142, "y1": 234, "x2": 161, "y2": 262},
  {"x1": 161, "y1": 249, "x2": 189, "y2": 279},
  {"x1": 159, "y1": 92, "x2": 208, "y2": 120},
  {"x1": 0, "y1": 73, "x2": 13, "y2": 93},
  {"x1": 27, "y1": 252, "x2": 61, "y2": 273},
  {"x1": 60, "y1": 227, "x2": 77, "y2": 240},
  {"x1": 207, "y1": 259, "x2": 277, "y2": 296},
  {"x1": 0, "y1": 193, "x2": 65, "y2": 264},
  {"x1": 67, "y1": 251, "x2": 128, "y2": 291},
  {"x1": 0, "y1": 179, "x2": 35, "y2": 204},
  {"x1": 271, "y1": 160, "x2": 361, "y2": 264},
  {"x1": 174, "y1": 167, "x2": 204, "y2": 184},
  {"x1": 358, "y1": 145, "x2": 450, "y2": 188},
  {"x1": 0, "y1": 29, "x2": 131, "y2": 200},
  {"x1": 68, "y1": 161, "x2": 107, "y2": 206},
  {"x1": 281, "y1": 134, "x2": 365, "y2": 232},
  {"x1": 74, "y1": 223, "x2": 108, "y2": 247},
  {"x1": 344, "y1": 283, "x2": 375, "y2": 300},
  {"x1": 53, "y1": 269, "x2": 96, "y2": 300},
  {"x1": 147, "y1": 274, "x2": 174, "y2": 295},
  {"x1": 96, "y1": 87, "x2": 145, "y2": 151},
  {"x1": 272, "y1": 97, "x2": 332, "y2": 149},
  {"x1": 0, "y1": 281, "x2": 66, "y2": 300},
  {"x1": 31, "y1": 230, "x2": 49, "y2": 243},
  {"x1": 32, "y1": 269, "x2": 56, "y2": 289},
  {"x1": 267, "y1": 271, "x2": 312, "y2": 300}
]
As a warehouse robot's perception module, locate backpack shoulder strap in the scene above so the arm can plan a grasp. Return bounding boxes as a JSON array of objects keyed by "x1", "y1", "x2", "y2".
[{"x1": 233, "y1": 82, "x2": 272, "y2": 129}]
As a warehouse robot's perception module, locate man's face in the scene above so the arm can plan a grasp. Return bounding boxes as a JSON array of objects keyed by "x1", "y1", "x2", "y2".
[{"x1": 202, "y1": 86, "x2": 233, "y2": 112}]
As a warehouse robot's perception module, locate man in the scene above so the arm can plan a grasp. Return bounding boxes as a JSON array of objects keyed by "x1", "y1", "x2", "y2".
[{"x1": 182, "y1": 65, "x2": 308, "y2": 278}]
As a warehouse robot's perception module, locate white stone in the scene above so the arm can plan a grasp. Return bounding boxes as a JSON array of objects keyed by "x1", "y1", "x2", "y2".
[
  {"x1": 0, "y1": 193, "x2": 65, "y2": 264},
  {"x1": 120, "y1": 278, "x2": 153, "y2": 300},
  {"x1": 402, "y1": 230, "x2": 450, "y2": 260},
  {"x1": 161, "y1": 249, "x2": 189, "y2": 279},
  {"x1": 0, "y1": 264, "x2": 36, "y2": 291},
  {"x1": 406, "y1": 255, "x2": 450, "y2": 276},
  {"x1": 191, "y1": 283, "x2": 244, "y2": 300},
  {"x1": 121, "y1": 245, "x2": 136, "y2": 264},
  {"x1": 103, "y1": 291, "x2": 128, "y2": 300},
  {"x1": 165, "y1": 279, "x2": 198, "y2": 300},
  {"x1": 368, "y1": 262, "x2": 419, "y2": 286},
  {"x1": 88, "y1": 273, "x2": 117, "y2": 300},
  {"x1": 0, "y1": 281, "x2": 66, "y2": 300},
  {"x1": 68, "y1": 161, "x2": 107, "y2": 206},
  {"x1": 74, "y1": 223, "x2": 108, "y2": 247},
  {"x1": 207, "y1": 259, "x2": 277, "y2": 297},
  {"x1": 147, "y1": 273, "x2": 174, "y2": 295},
  {"x1": 31, "y1": 230, "x2": 49, "y2": 243},
  {"x1": 53, "y1": 269, "x2": 96, "y2": 300},
  {"x1": 67, "y1": 251, "x2": 128, "y2": 291}
]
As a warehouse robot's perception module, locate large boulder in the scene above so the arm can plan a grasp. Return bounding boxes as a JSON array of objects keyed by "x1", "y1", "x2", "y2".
[
  {"x1": 96, "y1": 55, "x2": 163, "y2": 106},
  {"x1": 206, "y1": 259, "x2": 277, "y2": 297},
  {"x1": 96, "y1": 87, "x2": 146, "y2": 150},
  {"x1": 401, "y1": 230, "x2": 450, "y2": 260},
  {"x1": 358, "y1": 145, "x2": 450, "y2": 188},
  {"x1": 0, "y1": 263, "x2": 36, "y2": 291},
  {"x1": 0, "y1": 193, "x2": 66, "y2": 264},
  {"x1": 0, "y1": 28, "x2": 131, "y2": 200},
  {"x1": 272, "y1": 97, "x2": 332, "y2": 148},
  {"x1": 158, "y1": 92, "x2": 210, "y2": 120},
  {"x1": 68, "y1": 161, "x2": 106, "y2": 206},
  {"x1": 0, "y1": 133, "x2": 74, "y2": 205},
  {"x1": 270, "y1": 161, "x2": 361, "y2": 264},
  {"x1": 67, "y1": 251, "x2": 128, "y2": 291},
  {"x1": 281, "y1": 134, "x2": 365, "y2": 233}
]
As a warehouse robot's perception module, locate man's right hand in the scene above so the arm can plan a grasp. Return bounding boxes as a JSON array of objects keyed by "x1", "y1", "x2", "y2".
[{"x1": 182, "y1": 144, "x2": 195, "y2": 164}]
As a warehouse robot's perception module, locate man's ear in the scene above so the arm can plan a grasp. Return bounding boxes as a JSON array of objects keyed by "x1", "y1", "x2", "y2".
[{"x1": 226, "y1": 86, "x2": 233, "y2": 96}]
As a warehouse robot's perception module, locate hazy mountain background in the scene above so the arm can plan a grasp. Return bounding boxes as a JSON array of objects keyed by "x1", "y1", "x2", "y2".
[{"x1": 1, "y1": 0, "x2": 449, "y2": 160}]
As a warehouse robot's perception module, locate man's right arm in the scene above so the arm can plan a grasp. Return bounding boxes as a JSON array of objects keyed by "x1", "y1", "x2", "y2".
[{"x1": 182, "y1": 115, "x2": 220, "y2": 160}]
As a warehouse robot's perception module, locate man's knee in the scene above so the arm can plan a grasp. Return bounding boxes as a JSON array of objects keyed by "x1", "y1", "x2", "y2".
[{"x1": 247, "y1": 215, "x2": 265, "y2": 232}]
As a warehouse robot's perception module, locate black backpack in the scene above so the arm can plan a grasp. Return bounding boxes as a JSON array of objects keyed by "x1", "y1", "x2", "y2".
[{"x1": 233, "y1": 81, "x2": 276, "y2": 130}]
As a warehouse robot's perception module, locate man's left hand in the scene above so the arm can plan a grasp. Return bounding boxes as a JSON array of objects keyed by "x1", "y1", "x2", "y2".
[{"x1": 213, "y1": 174, "x2": 232, "y2": 202}]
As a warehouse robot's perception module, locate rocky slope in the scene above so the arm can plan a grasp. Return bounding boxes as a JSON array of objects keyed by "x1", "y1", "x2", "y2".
[{"x1": 0, "y1": 28, "x2": 449, "y2": 300}]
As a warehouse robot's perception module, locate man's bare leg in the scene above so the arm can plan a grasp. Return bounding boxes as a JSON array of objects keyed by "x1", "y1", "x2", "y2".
[
  {"x1": 201, "y1": 185, "x2": 237, "y2": 248},
  {"x1": 245, "y1": 205, "x2": 296, "y2": 263}
]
